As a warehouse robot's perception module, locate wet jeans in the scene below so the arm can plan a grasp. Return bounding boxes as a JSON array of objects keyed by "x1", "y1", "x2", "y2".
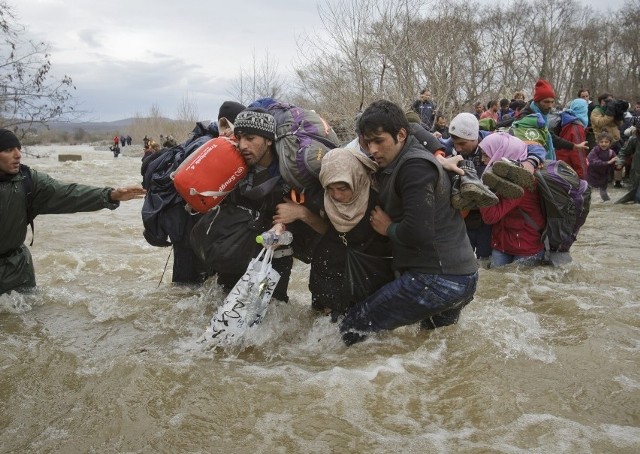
[
  {"x1": 339, "y1": 270, "x2": 478, "y2": 344},
  {"x1": 490, "y1": 249, "x2": 545, "y2": 267}
]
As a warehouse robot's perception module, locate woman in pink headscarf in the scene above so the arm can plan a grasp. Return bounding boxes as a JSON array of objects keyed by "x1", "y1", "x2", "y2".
[{"x1": 479, "y1": 133, "x2": 546, "y2": 267}]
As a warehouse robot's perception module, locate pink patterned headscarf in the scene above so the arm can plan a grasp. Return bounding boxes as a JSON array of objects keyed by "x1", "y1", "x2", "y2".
[{"x1": 478, "y1": 132, "x2": 529, "y2": 167}]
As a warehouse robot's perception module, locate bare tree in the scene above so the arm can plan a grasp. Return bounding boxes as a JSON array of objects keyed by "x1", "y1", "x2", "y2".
[
  {"x1": 0, "y1": 2, "x2": 76, "y2": 135},
  {"x1": 292, "y1": 0, "x2": 638, "y2": 121},
  {"x1": 129, "y1": 104, "x2": 193, "y2": 147},
  {"x1": 612, "y1": 0, "x2": 640, "y2": 100},
  {"x1": 228, "y1": 50, "x2": 287, "y2": 105},
  {"x1": 175, "y1": 94, "x2": 199, "y2": 123},
  {"x1": 411, "y1": 0, "x2": 481, "y2": 118},
  {"x1": 291, "y1": 0, "x2": 386, "y2": 137}
]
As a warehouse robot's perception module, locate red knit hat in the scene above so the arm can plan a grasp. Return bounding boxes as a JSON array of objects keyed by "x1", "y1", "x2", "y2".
[{"x1": 533, "y1": 79, "x2": 556, "y2": 102}]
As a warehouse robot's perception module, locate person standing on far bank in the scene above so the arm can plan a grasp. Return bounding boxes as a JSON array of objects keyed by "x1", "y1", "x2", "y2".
[{"x1": 411, "y1": 88, "x2": 437, "y2": 131}]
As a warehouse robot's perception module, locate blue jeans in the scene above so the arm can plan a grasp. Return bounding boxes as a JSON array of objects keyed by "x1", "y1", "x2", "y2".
[
  {"x1": 340, "y1": 270, "x2": 478, "y2": 343},
  {"x1": 490, "y1": 249, "x2": 545, "y2": 267}
]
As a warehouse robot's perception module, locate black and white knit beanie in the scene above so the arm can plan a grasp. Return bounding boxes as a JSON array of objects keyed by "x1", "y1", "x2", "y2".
[{"x1": 233, "y1": 108, "x2": 276, "y2": 142}]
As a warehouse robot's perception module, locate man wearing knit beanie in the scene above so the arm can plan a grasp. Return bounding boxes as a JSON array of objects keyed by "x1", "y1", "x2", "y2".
[
  {"x1": 234, "y1": 108, "x2": 276, "y2": 142},
  {"x1": 0, "y1": 129, "x2": 22, "y2": 156},
  {"x1": 500, "y1": 78, "x2": 589, "y2": 168},
  {"x1": 233, "y1": 107, "x2": 277, "y2": 166},
  {"x1": 533, "y1": 79, "x2": 556, "y2": 104},
  {"x1": 0, "y1": 128, "x2": 146, "y2": 295},
  {"x1": 449, "y1": 112, "x2": 479, "y2": 143},
  {"x1": 194, "y1": 105, "x2": 324, "y2": 304}
]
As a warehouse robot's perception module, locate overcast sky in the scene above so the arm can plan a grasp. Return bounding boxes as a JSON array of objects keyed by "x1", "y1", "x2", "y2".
[{"x1": 12, "y1": 0, "x2": 628, "y2": 123}]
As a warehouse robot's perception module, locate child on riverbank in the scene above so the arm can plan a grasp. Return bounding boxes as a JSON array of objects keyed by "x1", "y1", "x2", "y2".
[{"x1": 587, "y1": 131, "x2": 617, "y2": 201}]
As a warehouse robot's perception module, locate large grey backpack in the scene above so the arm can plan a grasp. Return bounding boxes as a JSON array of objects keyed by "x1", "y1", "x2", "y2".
[{"x1": 265, "y1": 101, "x2": 340, "y2": 192}]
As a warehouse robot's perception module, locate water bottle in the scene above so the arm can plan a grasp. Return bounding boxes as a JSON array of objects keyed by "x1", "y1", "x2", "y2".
[{"x1": 256, "y1": 230, "x2": 293, "y2": 247}]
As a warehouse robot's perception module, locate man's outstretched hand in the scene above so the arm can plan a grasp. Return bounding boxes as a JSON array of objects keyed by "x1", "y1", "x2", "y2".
[{"x1": 110, "y1": 186, "x2": 146, "y2": 202}]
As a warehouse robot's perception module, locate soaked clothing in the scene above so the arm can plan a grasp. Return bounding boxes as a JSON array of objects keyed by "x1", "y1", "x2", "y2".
[
  {"x1": 341, "y1": 270, "x2": 478, "y2": 340},
  {"x1": 618, "y1": 136, "x2": 640, "y2": 188},
  {"x1": 309, "y1": 189, "x2": 391, "y2": 315},
  {"x1": 210, "y1": 160, "x2": 319, "y2": 302},
  {"x1": 1, "y1": 166, "x2": 119, "y2": 294},
  {"x1": 339, "y1": 136, "x2": 478, "y2": 341},
  {"x1": 616, "y1": 135, "x2": 640, "y2": 203},
  {"x1": 480, "y1": 189, "x2": 545, "y2": 258},
  {"x1": 377, "y1": 136, "x2": 477, "y2": 275}
]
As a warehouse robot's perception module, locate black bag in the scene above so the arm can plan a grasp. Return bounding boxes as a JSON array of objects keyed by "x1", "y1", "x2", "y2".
[
  {"x1": 343, "y1": 247, "x2": 394, "y2": 304},
  {"x1": 189, "y1": 203, "x2": 263, "y2": 275},
  {"x1": 140, "y1": 121, "x2": 218, "y2": 247}
]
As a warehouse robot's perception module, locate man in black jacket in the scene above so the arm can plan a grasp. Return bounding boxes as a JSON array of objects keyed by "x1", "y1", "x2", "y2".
[
  {"x1": 411, "y1": 88, "x2": 437, "y2": 131},
  {"x1": 197, "y1": 107, "x2": 325, "y2": 302},
  {"x1": 339, "y1": 100, "x2": 479, "y2": 345}
]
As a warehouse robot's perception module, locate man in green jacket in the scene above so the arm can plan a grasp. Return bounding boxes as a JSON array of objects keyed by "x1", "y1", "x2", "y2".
[{"x1": 0, "y1": 129, "x2": 146, "y2": 295}]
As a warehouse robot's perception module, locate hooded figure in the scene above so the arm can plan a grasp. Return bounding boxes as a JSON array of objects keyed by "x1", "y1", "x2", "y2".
[
  {"x1": 480, "y1": 132, "x2": 529, "y2": 168},
  {"x1": 310, "y1": 147, "x2": 392, "y2": 318},
  {"x1": 319, "y1": 147, "x2": 378, "y2": 232},
  {"x1": 555, "y1": 98, "x2": 589, "y2": 179}
]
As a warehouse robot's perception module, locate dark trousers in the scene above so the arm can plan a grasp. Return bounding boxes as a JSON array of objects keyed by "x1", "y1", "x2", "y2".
[
  {"x1": 172, "y1": 243, "x2": 207, "y2": 284},
  {"x1": 466, "y1": 224, "x2": 492, "y2": 259},
  {"x1": 340, "y1": 270, "x2": 478, "y2": 337}
]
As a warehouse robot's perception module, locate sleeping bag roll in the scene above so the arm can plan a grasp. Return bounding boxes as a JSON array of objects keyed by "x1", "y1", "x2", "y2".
[{"x1": 171, "y1": 136, "x2": 248, "y2": 213}]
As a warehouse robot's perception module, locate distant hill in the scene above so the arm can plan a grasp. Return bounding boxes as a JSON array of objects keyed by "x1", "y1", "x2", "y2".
[
  {"x1": 40, "y1": 118, "x2": 157, "y2": 134},
  {"x1": 23, "y1": 116, "x2": 202, "y2": 146}
]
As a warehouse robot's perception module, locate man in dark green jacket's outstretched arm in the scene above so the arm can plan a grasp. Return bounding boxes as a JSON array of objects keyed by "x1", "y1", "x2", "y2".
[{"x1": 0, "y1": 129, "x2": 146, "y2": 295}]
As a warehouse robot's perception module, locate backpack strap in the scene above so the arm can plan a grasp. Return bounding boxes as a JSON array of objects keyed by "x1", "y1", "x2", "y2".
[
  {"x1": 526, "y1": 169, "x2": 552, "y2": 251},
  {"x1": 518, "y1": 208, "x2": 551, "y2": 259},
  {"x1": 518, "y1": 207, "x2": 542, "y2": 231},
  {"x1": 20, "y1": 165, "x2": 35, "y2": 245}
]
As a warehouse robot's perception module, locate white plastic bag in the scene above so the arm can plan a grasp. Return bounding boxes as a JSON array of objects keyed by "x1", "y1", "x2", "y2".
[{"x1": 199, "y1": 246, "x2": 280, "y2": 346}]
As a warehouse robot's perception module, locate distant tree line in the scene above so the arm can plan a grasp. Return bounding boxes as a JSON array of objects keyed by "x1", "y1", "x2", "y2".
[
  {"x1": 2, "y1": 0, "x2": 639, "y2": 145},
  {"x1": 286, "y1": 0, "x2": 640, "y2": 129}
]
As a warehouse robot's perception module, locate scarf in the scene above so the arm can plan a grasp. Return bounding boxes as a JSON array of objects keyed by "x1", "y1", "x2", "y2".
[
  {"x1": 319, "y1": 148, "x2": 378, "y2": 233},
  {"x1": 478, "y1": 132, "x2": 529, "y2": 167},
  {"x1": 568, "y1": 98, "x2": 589, "y2": 128},
  {"x1": 530, "y1": 102, "x2": 556, "y2": 160}
]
